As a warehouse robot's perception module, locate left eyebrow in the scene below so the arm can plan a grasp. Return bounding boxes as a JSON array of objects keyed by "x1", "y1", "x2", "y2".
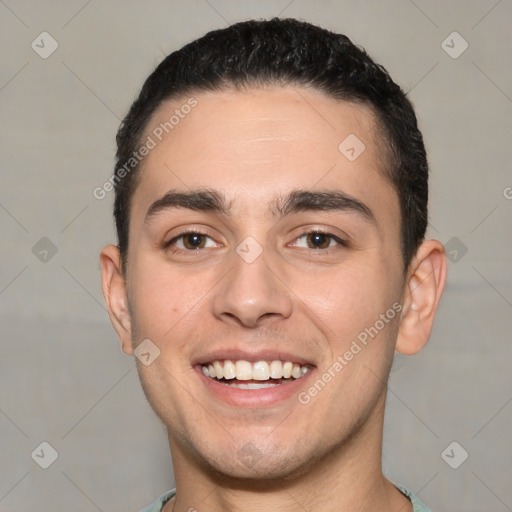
[
  {"x1": 144, "y1": 188, "x2": 376, "y2": 226},
  {"x1": 276, "y1": 189, "x2": 376, "y2": 224}
]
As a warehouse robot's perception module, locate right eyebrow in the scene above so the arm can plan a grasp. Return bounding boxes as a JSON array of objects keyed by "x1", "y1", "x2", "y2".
[{"x1": 144, "y1": 189, "x2": 231, "y2": 226}]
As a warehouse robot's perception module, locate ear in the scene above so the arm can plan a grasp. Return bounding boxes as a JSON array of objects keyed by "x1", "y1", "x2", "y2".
[
  {"x1": 100, "y1": 244, "x2": 134, "y2": 355},
  {"x1": 396, "y1": 239, "x2": 447, "y2": 355}
]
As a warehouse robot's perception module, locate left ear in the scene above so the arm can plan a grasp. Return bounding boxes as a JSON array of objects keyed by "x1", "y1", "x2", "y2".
[{"x1": 396, "y1": 239, "x2": 447, "y2": 355}]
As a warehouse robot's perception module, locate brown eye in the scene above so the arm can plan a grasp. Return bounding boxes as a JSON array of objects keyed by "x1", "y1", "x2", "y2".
[
  {"x1": 165, "y1": 231, "x2": 218, "y2": 253},
  {"x1": 291, "y1": 231, "x2": 346, "y2": 251},
  {"x1": 306, "y1": 232, "x2": 332, "y2": 249},
  {"x1": 182, "y1": 233, "x2": 206, "y2": 250}
]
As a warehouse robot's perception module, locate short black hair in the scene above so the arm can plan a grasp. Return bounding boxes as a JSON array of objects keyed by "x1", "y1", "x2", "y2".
[{"x1": 114, "y1": 17, "x2": 428, "y2": 275}]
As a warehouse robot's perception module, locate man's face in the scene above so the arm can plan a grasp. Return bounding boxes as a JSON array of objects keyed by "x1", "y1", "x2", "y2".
[{"x1": 123, "y1": 86, "x2": 406, "y2": 479}]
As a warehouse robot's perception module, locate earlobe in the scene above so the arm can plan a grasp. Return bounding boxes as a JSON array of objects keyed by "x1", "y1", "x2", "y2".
[
  {"x1": 100, "y1": 245, "x2": 134, "y2": 355},
  {"x1": 396, "y1": 240, "x2": 447, "y2": 355}
]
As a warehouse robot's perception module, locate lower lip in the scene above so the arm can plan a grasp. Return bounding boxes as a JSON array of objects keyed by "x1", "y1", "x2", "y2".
[{"x1": 196, "y1": 366, "x2": 314, "y2": 408}]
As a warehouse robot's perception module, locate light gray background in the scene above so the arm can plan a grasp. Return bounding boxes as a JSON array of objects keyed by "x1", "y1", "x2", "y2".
[{"x1": 1, "y1": 1, "x2": 511, "y2": 511}]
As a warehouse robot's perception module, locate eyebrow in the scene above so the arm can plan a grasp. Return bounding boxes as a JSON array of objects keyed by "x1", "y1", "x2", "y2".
[{"x1": 144, "y1": 188, "x2": 376, "y2": 226}]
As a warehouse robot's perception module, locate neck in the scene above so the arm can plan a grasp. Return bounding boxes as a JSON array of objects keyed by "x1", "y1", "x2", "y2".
[{"x1": 165, "y1": 392, "x2": 411, "y2": 512}]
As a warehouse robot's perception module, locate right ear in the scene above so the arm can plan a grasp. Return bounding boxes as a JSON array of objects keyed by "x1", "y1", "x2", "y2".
[{"x1": 100, "y1": 244, "x2": 134, "y2": 355}]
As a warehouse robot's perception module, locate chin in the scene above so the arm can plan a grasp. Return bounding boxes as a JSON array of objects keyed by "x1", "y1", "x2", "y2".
[{"x1": 193, "y1": 439, "x2": 330, "y2": 487}]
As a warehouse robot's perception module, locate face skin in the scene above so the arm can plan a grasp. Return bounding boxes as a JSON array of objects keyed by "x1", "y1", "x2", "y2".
[{"x1": 101, "y1": 86, "x2": 446, "y2": 512}]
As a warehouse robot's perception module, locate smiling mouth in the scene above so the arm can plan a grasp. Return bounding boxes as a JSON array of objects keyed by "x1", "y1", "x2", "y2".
[{"x1": 201, "y1": 359, "x2": 311, "y2": 389}]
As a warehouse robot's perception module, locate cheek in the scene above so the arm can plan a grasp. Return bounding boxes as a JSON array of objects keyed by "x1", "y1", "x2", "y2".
[
  {"x1": 128, "y1": 256, "x2": 201, "y2": 341},
  {"x1": 297, "y1": 263, "x2": 400, "y2": 354},
  {"x1": 298, "y1": 264, "x2": 380, "y2": 322}
]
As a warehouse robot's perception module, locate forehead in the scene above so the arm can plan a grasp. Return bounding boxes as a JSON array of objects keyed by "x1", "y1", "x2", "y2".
[
  {"x1": 144, "y1": 86, "x2": 384, "y2": 165},
  {"x1": 130, "y1": 86, "x2": 399, "y2": 239}
]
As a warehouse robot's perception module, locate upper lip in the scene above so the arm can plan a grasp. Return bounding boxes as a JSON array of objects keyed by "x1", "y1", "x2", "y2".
[{"x1": 193, "y1": 349, "x2": 315, "y2": 367}]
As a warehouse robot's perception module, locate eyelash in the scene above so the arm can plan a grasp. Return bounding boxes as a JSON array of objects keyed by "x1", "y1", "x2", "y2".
[{"x1": 164, "y1": 229, "x2": 347, "y2": 254}]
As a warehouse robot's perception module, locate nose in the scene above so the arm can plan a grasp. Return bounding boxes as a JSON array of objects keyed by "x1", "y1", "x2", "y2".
[{"x1": 211, "y1": 246, "x2": 293, "y2": 328}]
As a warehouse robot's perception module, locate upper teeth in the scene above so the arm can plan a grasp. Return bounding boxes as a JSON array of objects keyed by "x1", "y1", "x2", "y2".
[{"x1": 201, "y1": 360, "x2": 310, "y2": 381}]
